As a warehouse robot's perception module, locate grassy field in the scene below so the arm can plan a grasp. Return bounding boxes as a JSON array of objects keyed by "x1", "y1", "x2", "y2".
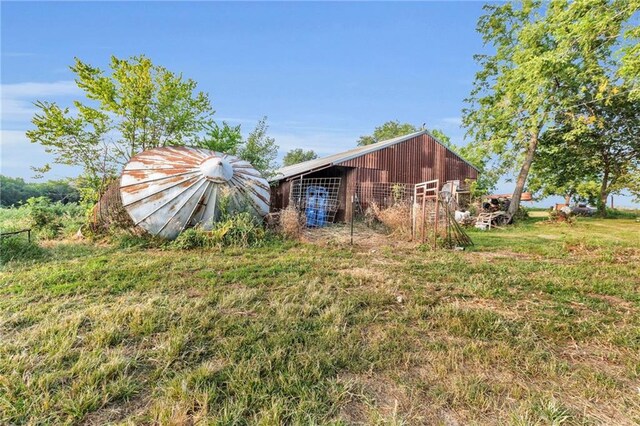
[{"x1": 1, "y1": 215, "x2": 639, "y2": 424}]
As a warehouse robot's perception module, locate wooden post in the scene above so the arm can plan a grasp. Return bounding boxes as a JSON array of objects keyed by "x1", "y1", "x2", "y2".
[{"x1": 610, "y1": 195, "x2": 614, "y2": 209}]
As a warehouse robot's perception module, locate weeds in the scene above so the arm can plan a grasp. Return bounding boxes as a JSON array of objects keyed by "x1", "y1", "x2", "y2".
[
  {"x1": 171, "y1": 212, "x2": 268, "y2": 249},
  {"x1": 367, "y1": 202, "x2": 412, "y2": 236}
]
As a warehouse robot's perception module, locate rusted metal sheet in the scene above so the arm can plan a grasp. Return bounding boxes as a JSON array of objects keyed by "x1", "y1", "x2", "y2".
[{"x1": 120, "y1": 147, "x2": 270, "y2": 239}]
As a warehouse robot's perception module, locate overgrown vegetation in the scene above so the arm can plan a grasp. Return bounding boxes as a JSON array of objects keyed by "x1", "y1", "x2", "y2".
[
  {"x1": 366, "y1": 201, "x2": 412, "y2": 237},
  {"x1": 0, "y1": 197, "x2": 84, "y2": 240},
  {"x1": 1, "y1": 216, "x2": 638, "y2": 424},
  {"x1": 171, "y1": 213, "x2": 267, "y2": 250}
]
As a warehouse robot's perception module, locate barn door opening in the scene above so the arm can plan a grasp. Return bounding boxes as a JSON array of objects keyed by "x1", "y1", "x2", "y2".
[{"x1": 290, "y1": 177, "x2": 342, "y2": 227}]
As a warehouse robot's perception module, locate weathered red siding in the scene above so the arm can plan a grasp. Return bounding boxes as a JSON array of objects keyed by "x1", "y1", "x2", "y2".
[
  {"x1": 337, "y1": 133, "x2": 476, "y2": 184},
  {"x1": 271, "y1": 133, "x2": 478, "y2": 221}
]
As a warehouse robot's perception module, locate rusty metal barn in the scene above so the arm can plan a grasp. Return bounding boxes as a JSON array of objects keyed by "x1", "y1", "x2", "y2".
[{"x1": 269, "y1": 130, "x2": 479, "y2": 223}]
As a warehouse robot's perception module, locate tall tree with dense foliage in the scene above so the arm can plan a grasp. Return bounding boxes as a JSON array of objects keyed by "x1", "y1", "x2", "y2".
[
  {"x1": 463, "y1": 0, "x2": 638, "y2": 218},
  {"x1": 532, "y1": 91, "x2": 640, "y2": 212},
  {"x1": 194, "y1": 117, "x2": 279, "y2": 178},
  {"x1": 282, "y1": 149, "x2": 318, "y2": 166},
  {"x1": 27, "y1": 55, "x2": 215, "y2": 201}
]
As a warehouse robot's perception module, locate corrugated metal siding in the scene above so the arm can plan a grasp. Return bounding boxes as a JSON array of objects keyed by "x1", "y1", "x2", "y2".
[
  {"x1": 271, "y1": 133, "x2": 478, "y2": 218},
  {"x1": 337, "y1": 133, "x2": 477, "y2": 184}
]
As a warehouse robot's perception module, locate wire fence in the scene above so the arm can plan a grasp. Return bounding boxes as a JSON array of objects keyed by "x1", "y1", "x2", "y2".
[{"x1": 290, "y1": 177, "x2": 342, "y2": 226}]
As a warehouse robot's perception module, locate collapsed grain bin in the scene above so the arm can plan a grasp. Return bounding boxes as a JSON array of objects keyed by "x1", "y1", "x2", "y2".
[{"x1": 119, "y1": 147, "x2": 270, "y2": 239}]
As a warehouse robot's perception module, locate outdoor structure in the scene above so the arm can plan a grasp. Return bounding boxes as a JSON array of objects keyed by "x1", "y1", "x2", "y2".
[
  {"x1": 269, "y1": 130, "x2": 479, "y2": 223},
  {"x1": 120, "y1": 147, "x2": 270, "y2": 239}
]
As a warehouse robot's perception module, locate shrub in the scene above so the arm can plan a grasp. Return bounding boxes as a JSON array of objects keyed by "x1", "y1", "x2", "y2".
[
  {"x1": 171, "y1": 227, "x2": 210, "y2": 250},
  {"x1": 23, "y1": 197, "x2": 85, "y2": 239},
  {"x1": 548, "y1": 208, "x2": 576, "y2": 224},
  {"x1": 513, "y1": 206, "x2": 529, "y2": 222},
  {"x1": 209, "y1": 212, "x2": 266, "y2": 247},
  {"x1": 605, "y1": 208, "x2": 639, "y2": 219}
]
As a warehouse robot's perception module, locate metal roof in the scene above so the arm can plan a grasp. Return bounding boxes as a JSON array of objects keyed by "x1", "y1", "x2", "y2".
[{"x1": 269, "y1": 129, "x2": 479, "y2": 182}]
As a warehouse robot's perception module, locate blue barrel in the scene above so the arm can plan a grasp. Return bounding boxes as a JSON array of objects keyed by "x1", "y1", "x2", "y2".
[{"x1": 305, "y1": 186, "x2": 329, "y2": 227}]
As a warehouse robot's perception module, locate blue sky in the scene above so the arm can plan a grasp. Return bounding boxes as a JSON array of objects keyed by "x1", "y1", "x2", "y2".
[{"x1": 1, "y1": 1, "x2": 637, "y2": 207}]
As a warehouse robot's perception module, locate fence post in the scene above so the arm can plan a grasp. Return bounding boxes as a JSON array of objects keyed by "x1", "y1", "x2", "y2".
[
  {"x1": 350, "y1": 195, "x2": 354, "y2": 245},
  {"x1": 434, "y1": 193, "x2": 439, "y2": 250}
]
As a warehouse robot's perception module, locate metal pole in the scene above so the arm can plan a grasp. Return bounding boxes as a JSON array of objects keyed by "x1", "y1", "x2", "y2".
[
  {"x1": 421, "y1": 190, "x2": 427, "y2": 243},
  {"x1": 434, "y1": 192, "x2": 439, "y2": 250},
  {"x1": 350, "y1": 195, "x2": 354, "y2": 245}
]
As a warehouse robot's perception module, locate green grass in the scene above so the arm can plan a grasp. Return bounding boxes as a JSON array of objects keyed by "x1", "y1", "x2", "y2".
[{"x1": 1, "y1": 217, "x2": 639, "y2": 424}]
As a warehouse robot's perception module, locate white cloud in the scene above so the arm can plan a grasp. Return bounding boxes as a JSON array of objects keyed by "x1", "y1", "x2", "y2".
[
  {"x1": 0, "y1": 129, "x2": 80, "y2": 180},
  {"x1": 1, "y1": 80, "x2": 80, "y2": 123},
  {"x1": 2, "y1": 80, "x2": 80, "y2": 98},
  {"x1": 439, "y1": 116, "x2": 463, "y2": 126}
]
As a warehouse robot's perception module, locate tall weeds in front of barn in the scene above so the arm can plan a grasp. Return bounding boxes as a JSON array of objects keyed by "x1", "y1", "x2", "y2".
[{"x1": 367, "y1": 201, "x2": 413, "y2": 237}]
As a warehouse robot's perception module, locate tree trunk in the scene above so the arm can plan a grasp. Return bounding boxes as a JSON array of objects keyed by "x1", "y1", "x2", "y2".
[
  {"x1": 507, "y1": 129, "x2": 539, "y2": 219},
  {"x1": 597, "y1": 167, "x2": 609, "y2": 218},
  {"x1": 564, "y1": 193, "x2": 572, "y2": 205}
]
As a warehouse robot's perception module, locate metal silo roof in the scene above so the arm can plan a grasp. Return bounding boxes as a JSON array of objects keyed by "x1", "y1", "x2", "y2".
[{"x1": 120, "y1": 147, "x2": 270, "y2": 239}]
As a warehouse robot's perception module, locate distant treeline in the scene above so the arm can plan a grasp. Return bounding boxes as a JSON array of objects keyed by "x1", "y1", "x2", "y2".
[{"x1": 0, "y1": 175, "x2": 80, "y2": 207}]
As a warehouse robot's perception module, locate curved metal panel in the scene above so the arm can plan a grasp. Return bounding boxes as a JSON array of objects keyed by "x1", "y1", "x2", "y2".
[{"x1": 120, "y1": 147, "x2": 270, "y2": 239}]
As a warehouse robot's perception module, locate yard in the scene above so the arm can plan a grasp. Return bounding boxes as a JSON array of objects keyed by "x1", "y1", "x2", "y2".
[{"x1": 1, "y1": 216, "x2": 639, "y2": 424}]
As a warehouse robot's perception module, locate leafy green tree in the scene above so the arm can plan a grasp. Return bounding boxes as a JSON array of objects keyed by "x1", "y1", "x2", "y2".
[
  {"x1": 463, "y1": 0, "x2": 637, "y2": 218},
  {"x1": 196, "y1": 121, "x2": 243, "y2": 154},
  {"x1": 429, "y1": 129, "x2": 452, "y2": 148},
  {"x1": 282, "y1": 149, "x2": 318, "y2": 166},
  {"x1": 237, "y1": 117, "x2": 279, "y2": 178},
  {"x1": 533, "y1": 91, "x2": 639, "y2": 214},
  {"x1": 619, "y1": 24, "x2": 640, "y2": 100},
  {"x1": 27, "y1": 55, "x2": 215, "y2": 201},
  {"x1": 194, "y1": 117, "x2": 279, "y2": 177},
  {"x1": 357, "y1": 121, "x2": 418, "y2": 146}
]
